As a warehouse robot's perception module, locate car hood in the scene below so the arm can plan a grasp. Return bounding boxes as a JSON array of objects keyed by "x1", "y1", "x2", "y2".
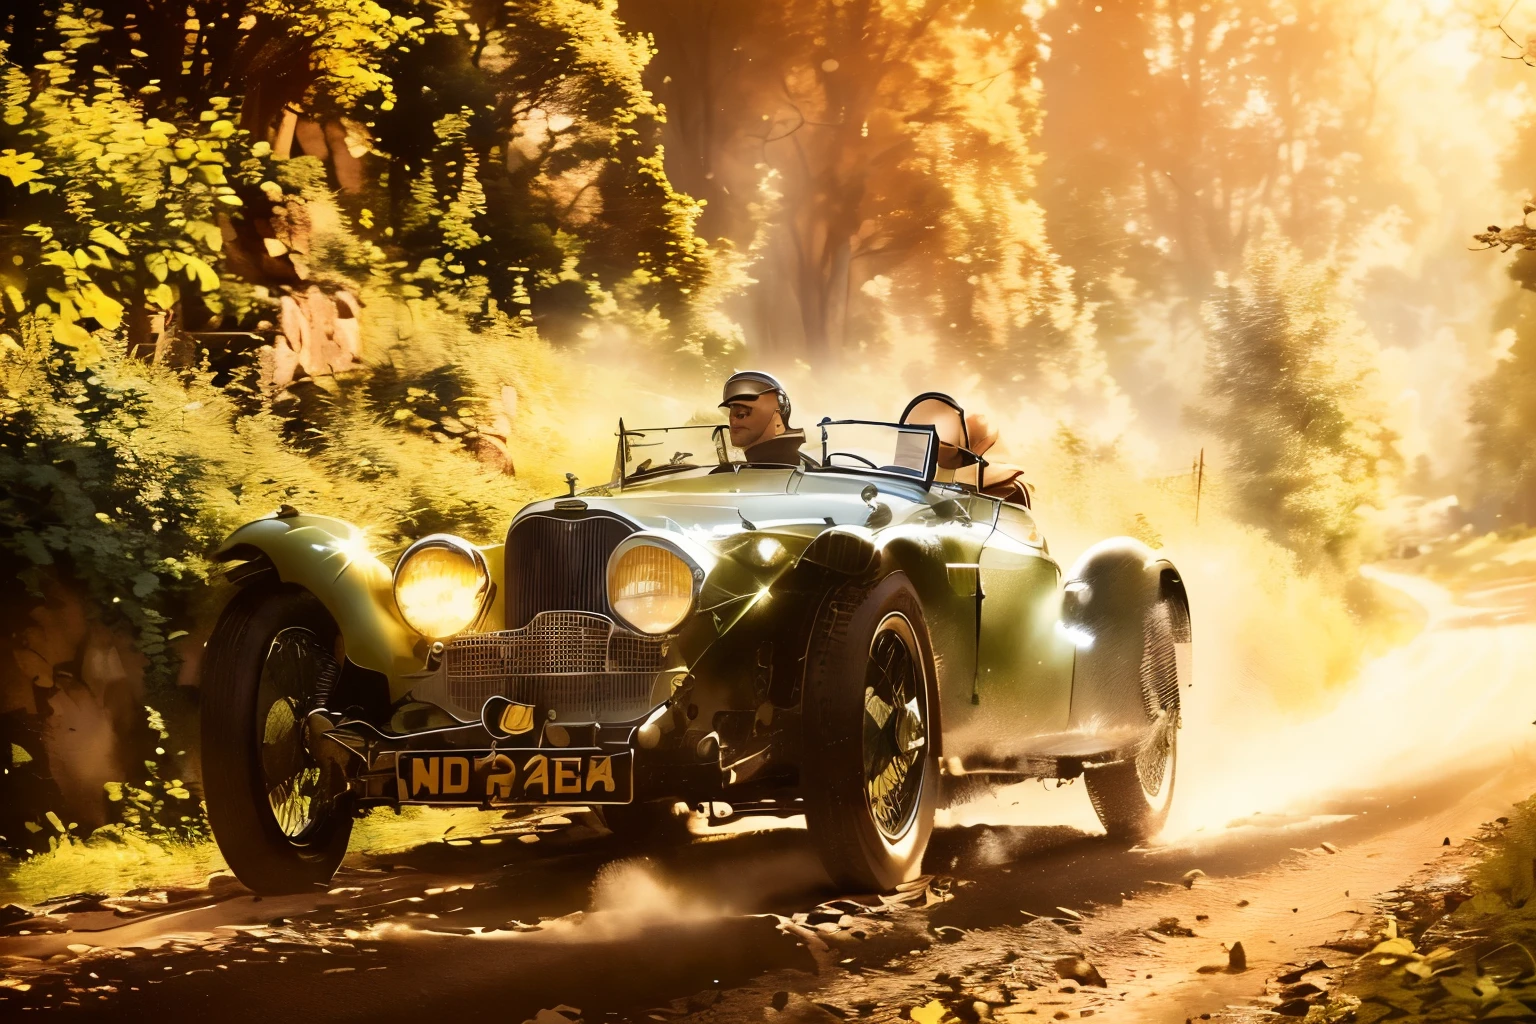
[{"x1": 515, "y1": 467, "x2": 931, "y2": 547}]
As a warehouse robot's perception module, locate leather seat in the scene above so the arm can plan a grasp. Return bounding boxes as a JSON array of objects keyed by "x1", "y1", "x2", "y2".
[
  {"x1": 898, "y1": 394, "x2": 1031, "y2": 507},
  {"x1": 957, "y1": 412, "x2": 1031, "y2": 507}
]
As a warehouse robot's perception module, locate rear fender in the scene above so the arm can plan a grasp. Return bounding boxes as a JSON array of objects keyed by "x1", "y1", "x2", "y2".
[{"x1": 214, "y1": 514, "x2": 424, "y2": 682}]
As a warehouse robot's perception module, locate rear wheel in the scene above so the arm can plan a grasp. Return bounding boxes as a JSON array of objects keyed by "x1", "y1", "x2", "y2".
[
  {"x1": 1083, "y1": 598, "x2": 1180, "y2": 840},
  {"x1": 201, "y1": 585, "x2": 353, "y2": 894},
  {"x1": 803, "y1": 573, "x2": 938, "y2": 892}
]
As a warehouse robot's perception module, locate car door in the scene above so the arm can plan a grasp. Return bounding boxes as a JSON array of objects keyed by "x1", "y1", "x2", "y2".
[{"x1": 970, "y1": 502, "x2": 1075, "y2": 743}]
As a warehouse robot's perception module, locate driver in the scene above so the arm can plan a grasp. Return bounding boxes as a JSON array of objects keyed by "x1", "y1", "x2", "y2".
[{"x1": 720, "y1": 370, "x2": 807, "y2": 465}]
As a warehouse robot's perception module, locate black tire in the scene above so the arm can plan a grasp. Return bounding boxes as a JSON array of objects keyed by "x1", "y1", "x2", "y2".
[
  {"x1": 201, "y1": 585, "x2": 353, "y2": 894},
  {"x1": 598, "y1": 800, "x2": 693, "y2": 846},
  {"x1": 1083, "y1": 598, "x2": 1180, "y2": 841},
  {"x1": 803, "y1": 573, "x2": 939, "y2": 892}
]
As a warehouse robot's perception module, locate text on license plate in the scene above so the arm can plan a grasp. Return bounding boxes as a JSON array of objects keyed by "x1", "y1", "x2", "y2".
[{"x1": 396, "y1": 749, "x2": 633, "y2": 805}]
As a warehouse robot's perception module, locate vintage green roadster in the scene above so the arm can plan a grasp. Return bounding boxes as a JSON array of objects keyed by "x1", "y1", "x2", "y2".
[{"x1": 200, "y1": 394, "x2": 1192, "y2": 894}]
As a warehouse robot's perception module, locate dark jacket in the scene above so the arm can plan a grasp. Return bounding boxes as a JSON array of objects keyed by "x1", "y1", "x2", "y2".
[{"x1": 743, "y1": 427, "x2": 807, "y2": 466}]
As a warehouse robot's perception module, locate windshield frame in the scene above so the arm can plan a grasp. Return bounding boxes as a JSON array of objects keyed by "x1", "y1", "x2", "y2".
[
  {"x1": 812, "y1": 418, "x2": 938, "y2": 486},
  {"x1": 613, "y1": 421, "x2": 738, "y2": 486}
]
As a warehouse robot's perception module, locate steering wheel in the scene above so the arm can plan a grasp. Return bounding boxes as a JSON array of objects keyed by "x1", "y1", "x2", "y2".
[{"x1": 828, "y1": 452, "x2": 879, "y2": 469}]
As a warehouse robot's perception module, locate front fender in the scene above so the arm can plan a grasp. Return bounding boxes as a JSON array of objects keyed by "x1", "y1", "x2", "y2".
[{"x1": 214, "y1": 514, "x2": 423, "y2": 679}]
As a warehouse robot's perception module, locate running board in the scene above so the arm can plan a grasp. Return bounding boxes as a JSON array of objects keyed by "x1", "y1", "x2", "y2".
[{"x1": 943, "y1": 745, "x2": 1138, "y2": 784}]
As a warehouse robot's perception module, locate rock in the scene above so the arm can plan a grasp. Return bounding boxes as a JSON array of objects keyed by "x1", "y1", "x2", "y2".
[
  {"x1": 1054, "y1": 956, "x2": 1107, "y2": 987},
  {"x1": 687, "y1": 989, "x2": 721, "y2": 1011},
  {"x1": 1320, "y1": 842, "x2": 1340, "y2": 854},
  {"x1": 1320, "y1": 933, "x2": 1382, "y2": 957},
  {"x1": 1153, "y1": 917, "x2": 1195, "y2": 937},
  {"x1": 933, "y1": 925, "x2": 966, "y2": 943},
  {"x1": 1182, "y1": 869, "x2": 1206, "y2": 888},
  {"x1": 1274, "y1": 999, "x2": 1311, "y2": 1017},
  {"x1": 0, "y1": 905, "x2": 35, "y2": 926},
  {"x1": 1442, "y1": 837, "x2": 1451, "y2": 846},
  {"x1": 771, "y1": 991, "x2": 790, "y2": 1011},
  {"x1": 1228, "y1": 941, "x2": 1247, "y2": 972},
  {"x1": 1275, "y1": 960, "x2": 1331, "y2": 984}
]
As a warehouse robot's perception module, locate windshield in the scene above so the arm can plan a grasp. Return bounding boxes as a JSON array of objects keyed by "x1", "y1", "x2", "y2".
[
  {"x1": 616, "y1": 423, "x2": 743, "y2": 480},
  {"x1": 817, "y1": 420, "x2": 936, "y2": 481},
  {"x1": 612, "y1": 419, "x2": 934, "y2": 485}
]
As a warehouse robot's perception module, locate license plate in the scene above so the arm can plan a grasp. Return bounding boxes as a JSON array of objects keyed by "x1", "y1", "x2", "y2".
[{"x1": 396, "y1": 749, "x2": 633, "y2": 806}]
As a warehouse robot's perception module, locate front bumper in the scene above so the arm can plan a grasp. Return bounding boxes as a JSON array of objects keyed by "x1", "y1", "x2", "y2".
[{"x1": 312, "y1": 704, "x2": 727, "y2": 810}]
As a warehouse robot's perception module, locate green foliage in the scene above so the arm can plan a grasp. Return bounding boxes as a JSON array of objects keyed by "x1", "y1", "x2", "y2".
[
  {"x1": 100, "y1": 706, "x2": 206, "y2": 844},
  {"x1": 0, "y1": 22, "x2": 267, "y2": 360},
  {"x1": 1199, "y1": 244, "x2": 1398, "y2": 567},
  {"x1": 1470, "y1": 276, "x2": 1536, "y2": 524},
  {"x1": 1306, "y1": 798, "x2": 1536, "y2": 1023},
  {"x1": 0, "y1": 320, "x2": 217, "y2": 692}
]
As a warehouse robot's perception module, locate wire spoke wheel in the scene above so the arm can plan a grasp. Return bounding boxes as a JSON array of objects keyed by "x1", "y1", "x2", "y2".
[
  {"x1": 862, "y1": 613, "x2": 927, "y2": 841},
  {"x1": 1135, "y1": 708, "x2": 1176, "y2": 798},
  {"x1": 255, "y1": 627, "x2": 338, "y2": 842}
]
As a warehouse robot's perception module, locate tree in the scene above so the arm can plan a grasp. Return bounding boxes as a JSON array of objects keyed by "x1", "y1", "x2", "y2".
[
  {"x1": 1198, "y1": 242, "x2": 1397, "y2": 566},
  {"x1": 624, "y1": 0, "x2": 1098, "y2": 400},
  {"x1": 1035, "y1": 0, "x2": 1429, "y2": 405}
]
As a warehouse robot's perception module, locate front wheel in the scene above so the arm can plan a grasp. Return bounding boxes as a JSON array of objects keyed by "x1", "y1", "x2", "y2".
[
  {"x1": 201, "y1": 585, "x2": 353, "y2": 894},
  {"x1": 803, "y1": 573, "x2": 938, "y2": 892}
]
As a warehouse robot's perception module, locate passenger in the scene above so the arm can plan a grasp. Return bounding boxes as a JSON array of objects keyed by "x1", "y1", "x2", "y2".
[{"x1": 719, "y1": 370, "x2": 807, "y2": 465}]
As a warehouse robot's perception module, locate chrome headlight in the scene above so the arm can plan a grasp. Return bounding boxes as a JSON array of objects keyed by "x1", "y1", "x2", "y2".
[
  {"x1": 607, "y1": 537, "x2": 704, "y2": 635},
  {"x1": 392, "y1": 534, "x2": 490, "y2": 638}
]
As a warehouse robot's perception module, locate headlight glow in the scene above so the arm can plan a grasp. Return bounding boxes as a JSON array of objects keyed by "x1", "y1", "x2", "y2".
[
  {"x1": 393, "y1": 535, "x2": 490, "y2": 638},
  {"x1": 608, "y1": 543, "x2": 696, "y2": 635}
]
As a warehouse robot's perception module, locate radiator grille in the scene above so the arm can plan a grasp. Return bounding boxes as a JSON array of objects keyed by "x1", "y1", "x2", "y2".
[
  {"x1": 505, "y1": 514, "x2": 635, "y2": 628},
  {"x1": 445, "y1": 611, "x2": 666, "y2": 722}
]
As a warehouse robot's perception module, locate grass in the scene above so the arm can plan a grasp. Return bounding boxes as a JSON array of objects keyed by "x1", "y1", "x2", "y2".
[{"x1": 0, "y1": 806, "x2": 542, "y2": 907}]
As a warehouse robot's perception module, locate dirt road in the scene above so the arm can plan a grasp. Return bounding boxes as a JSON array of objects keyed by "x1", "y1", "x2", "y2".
[{"x1": 2, "y1": 566, "x2": 1533, "y2": 1023}]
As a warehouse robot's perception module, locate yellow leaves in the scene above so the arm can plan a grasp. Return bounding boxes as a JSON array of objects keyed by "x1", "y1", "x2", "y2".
[
  {"x1": 909, "y1": 1001, "x2": 956, "y2": 1024},
  {"x1": 195, "y1": 163, "x2": 228, "y2": 186},
  {"x1": 168, "y1": 165, "x2": 189, "y2": 185},
  {"x1": 1370, "y1": 936, "x2": 1417, "y2": 959},
  {"x1": 73, "y1": 282, "x2": 123, "y2": 328},
  {"x1": 0, "y1": 148, "x2": 45, "y2": 187},
  {"x1": 143, "y1": 250, "x2": 219, "y2": 292},
  {"x1": 144, "y1": 282, "x2": 175, "y2": 310},
  {"x1": 144, "y1": 250, "x2": 169, "y2": 282},
  {"x1": 183, "y1": 220, "x2": 222, "y2": 253},
  {"x1": 207, "y1": 119, "x2": 236, "y2": 139},
  {"x1": 262, "y1": 237, "x2": 289, "y2": 257},
  {"x1": 41, "y1": 251, "x2": 77, "y2": 271},
  {"x1": 163, "y1": 250, "x2": 220, "y2": 292},
  {"x1": 89, "y1": 226, "x2": 129, "y2": 255},
  {"x1": 49, "y1": 317, "x2": 103, "y2": 364}
]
